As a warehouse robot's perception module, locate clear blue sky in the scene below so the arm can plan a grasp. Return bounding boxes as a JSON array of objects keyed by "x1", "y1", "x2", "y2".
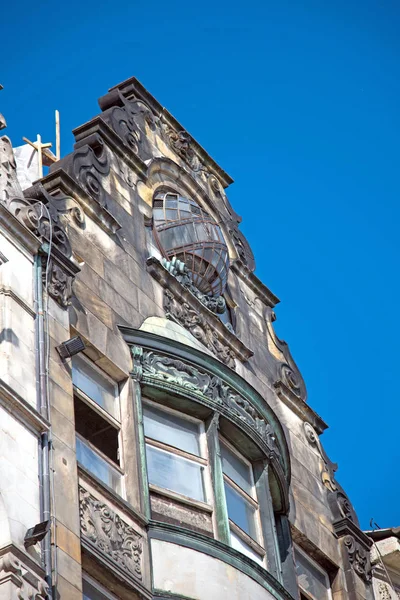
[{"x1": 2, "y1": 0, "x2": 399, "y2": 530}]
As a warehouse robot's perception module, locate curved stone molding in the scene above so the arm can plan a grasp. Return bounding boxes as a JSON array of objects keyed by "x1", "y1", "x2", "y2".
[
  {"x1": 132, "y1": 347, "x2": 286, "y2": 488},
  {"x1": 303, "y1": 421, "x2": 359, "y2": 524},
  {"x1": 0, "y1": 550, "x2": 49, "y2": 599},
  {"x1": 147, "y1": 256, "x2": 253, "y2": 368},
  {"x1": 79, "y1": 485, "x2": 143, "y2": 581}
]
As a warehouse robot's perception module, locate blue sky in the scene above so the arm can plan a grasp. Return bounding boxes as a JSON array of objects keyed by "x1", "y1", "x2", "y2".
[{"x1": 2, "y1": 0, "x2": 399, "y2": 529}]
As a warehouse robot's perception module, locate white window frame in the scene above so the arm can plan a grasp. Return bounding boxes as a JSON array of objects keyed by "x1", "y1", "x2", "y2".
[
  {"x1": 143, "y1": 398, "x2": 213, "y2": 510},
  {"x1": 73, "y1": 356, "x2": 125, "y2": 497},
  {"x1": 295, "y1": 544, "x2": 333, "y2": 600},
  {"x1": 220, "y1": 436, "x2": 266, "y2": 563}
]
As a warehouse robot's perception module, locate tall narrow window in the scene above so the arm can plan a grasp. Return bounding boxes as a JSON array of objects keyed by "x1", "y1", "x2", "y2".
[
  {"x1": 143, "y1": 401, "x2": 209, "y2": 504},
  {"x1": 295, "y1": 546, "x2": 332, "y2": 600},
  {"x1": 73, "y1": 356, "x2": 124, "y2": 496},
  {"x1": 220, "y1": 438, "x2": 265, "y2": 565}
]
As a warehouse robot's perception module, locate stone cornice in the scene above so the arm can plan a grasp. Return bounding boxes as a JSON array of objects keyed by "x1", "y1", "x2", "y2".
[
  {"x1": 106, "y1": 77, "x2": 234, "y2": 188},
  {"x1": 334, "y1": 518, "x2": 373, "y2": 549},
  {"x1": 0, "y1": 204, "x2": 41, "y2": 257},
  {"x1": 231, "y1": 261, "x2": 280, "y2": 308},
  {"x1": 274, "y1": 381, "x2": 328, "y2": 434},
  {"x1": 39, "y1": 169, "x2": 121, "y2": 235},
  {"x1": 72, "y1": 115, "x2": 148, "y2": 180},
  {"x1": 0, "y1": 379, "x2": 50, "y2": 434}
]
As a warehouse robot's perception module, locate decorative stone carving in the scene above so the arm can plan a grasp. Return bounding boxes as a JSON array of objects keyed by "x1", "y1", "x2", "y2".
[
  {"x1": 164, "y1": 289, "x2": 236, "y2": 368},
  {"x1": 136, "y1": 349, "x2": 279, "y2": 459},
  {"x1": 162, "y1": 125, "x2": 202, "y2": 171},
  {"x1": 303, "y1": 421, "x2": 359, "y2": 523},
  {"x1": 147, "y1": 256, "x2": 253, "y2": 367},
  {"x1": 343, "y1": 535, "x2": 372, "y2": 582},
  {"x1": 0, "y1": 136, "x2": 24, "y2": 200},
  {"x1": 161, "y1": 257, "x2": 227, "y2": 316},
  {"x1": 0, "y1": 551, "x2": 49, "y2": 599},
  {"x1": 108, "y1": 93, "x2": 156, "y2": 157},
  {"x1": 70, "y1": 134, "x2": 110, "y2": 209},
  {"x1": 378, "y1": 582, "x2": 393, "y2": 599},
  {"x1": 79, "y1": 486, "x2": 143, "y2": 581}
]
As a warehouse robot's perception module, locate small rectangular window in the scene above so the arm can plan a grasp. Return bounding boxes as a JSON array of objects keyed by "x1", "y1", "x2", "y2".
[
  {"x1": 143, "y1": 400, "x2": 208, "y2": 505},
  {"x1": 72, "y1": 355, "x2": 118, "y2": 418},
  {"x1": 295, "y1": 546, "x2": 332, "y2": 600},
  {"x1": 73, "y1": 357, "x2": 123, "y2": 497},
  {"x1": 83, "y1": 576, "x2": 118, "y2": 600}
]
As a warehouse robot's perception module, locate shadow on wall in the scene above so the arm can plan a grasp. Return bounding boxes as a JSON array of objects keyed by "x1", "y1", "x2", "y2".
[{"x1": 0, "y1": 328, "x2": 19, "y2": 347}]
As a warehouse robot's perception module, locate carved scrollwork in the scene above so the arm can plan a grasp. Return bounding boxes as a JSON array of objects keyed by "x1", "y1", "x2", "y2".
[
  {"x1": 344, "y1": 535, "x2": 372, "y2": 582},
  {"x1": 71, "y1": 135, "x2": 110, "y2": 208},
  {"x1": 138, "y1": 350, "x2": 279, "y2": 458},
  {"x1": 304, "y1": 422, "x2": 360, "y2": 525},
  {"x1": 0, "y1": 552, "x2": 49, "y2": 599},
  {"x1": 109, "y1": 94, "x2": 156, "y2": 154},
  {"x1": 79, "y1": 486, "x2": 143, "y2": 581},
  {"x1": 281, "y1": 363, "x2": 303, "y2": 397},
  {"x1": 164, "y1": 288, "x2": 236, "y2": 368}
]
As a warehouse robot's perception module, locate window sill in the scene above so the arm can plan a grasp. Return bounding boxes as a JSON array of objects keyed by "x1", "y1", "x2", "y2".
[
  {"x1": 149, "y1": 484, "x2": 213, "y2": 513},
  {"x1": 78, "y1": 464, "x2": 148, "y2": 527}
]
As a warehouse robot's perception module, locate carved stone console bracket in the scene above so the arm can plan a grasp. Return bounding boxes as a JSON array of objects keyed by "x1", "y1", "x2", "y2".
[
  {"x1": 147, "y1": 256, "x2": 253, "y2": 369},
  {"x1": 0, "y1": 546, "x2": 49, "y2": 599},
  {"x1": 79, "y1": 485, "x2": 143, "y2": 584},
  {"x1": 334, "y1": 518, "x2": 373, "y2": 583},
  {"x1": 304, "y1": 422, "x2": 359, "y2": 525}
]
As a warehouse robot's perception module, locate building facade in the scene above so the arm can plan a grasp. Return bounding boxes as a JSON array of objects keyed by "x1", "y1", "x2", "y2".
[{"x1": 0, "y1": 77, "x2": 396, "y2": 600}]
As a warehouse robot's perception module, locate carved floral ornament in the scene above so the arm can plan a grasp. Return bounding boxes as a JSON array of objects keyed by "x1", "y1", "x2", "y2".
[
  {"x1": 132, "y1": 347, "x2": 282, "y2": 467},
  {"x1": 79, "y1": 486, "x2": 143, "y2": 581}
]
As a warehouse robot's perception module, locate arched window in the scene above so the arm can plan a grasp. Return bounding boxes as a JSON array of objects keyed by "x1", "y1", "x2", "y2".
[{"x1": 152, "y1": 190, "x2": 229, "y2": 297}]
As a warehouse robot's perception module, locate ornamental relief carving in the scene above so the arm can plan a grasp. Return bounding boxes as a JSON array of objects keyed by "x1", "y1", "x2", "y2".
[
  {"x1": 378, "y1": 582, "x2": 394, "y2": 599},
  {"x1": 343, "y1": 534, "x2": 372, "y2": 582},
  {"x1": 79, "y1": 486, "x2": 143, "y2": 581},
  {"x1": 304, "y1": 422, "x2": 358, "y2": 524},
  {"x1": 135, "y1": 349, "x2": 279, "y2": 460},
  {"x1": 164, "y1": 289, "x2": 236, "y2": 368}
]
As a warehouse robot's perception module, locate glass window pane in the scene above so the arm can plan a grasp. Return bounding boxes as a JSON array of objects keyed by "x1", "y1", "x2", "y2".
[
  {"x1": 143, "y1": 404, "x2": 201, "y2": 455},
  {"x1": 83, "y1": 580, "x2": 110, "y2": 600},
  {"x1": 76, "y1": 437, "x2": 122, "y2": 495},
  {"x1": 72, "y1": 357, "x2": 117, "y2": 417},
  {"x1": 221, "y1": 443, "x2": 253, "y2": 496},
  {"x1": 146, "y1": 444, "x2": 205, "y2": 501},
  {"x1": 295, "y1": 549, "x2": 330, "y2": 600},
  {"x1": 225, "y1": 481, "x2": 257, "y2": 539},
  {"x1": 230, "y1": 530, "x2": 264, "y2": 566}
]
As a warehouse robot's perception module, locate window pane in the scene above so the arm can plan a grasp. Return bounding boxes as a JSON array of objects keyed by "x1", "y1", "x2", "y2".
[
  {"x1": 72, "y1": 357, "x2": 117, "y2": 417},
  {"x1": 295, "y1": 549, "x2": 330, "y2": 600},
  {"x1": 221, "y1": 443, "x2": 253, "y2": 496},
  {"x1": 143, "y1": 404, "x2": 200, "y2": 456},
  {"x1": 146, "y1": 444, "x2": 205, "y2": 501},
  {"x1": 83, "y1": 580, "x2": 110, "y2": 600},
  {"x1": 230, "y1": 530, "x2": 264, "y2": 566},
  {"x1": 76, "y1": 437, "x2": 122, "y2": 495},
  {"x1": 225, "y1": 481, "x2": 257, "y2": 539}
]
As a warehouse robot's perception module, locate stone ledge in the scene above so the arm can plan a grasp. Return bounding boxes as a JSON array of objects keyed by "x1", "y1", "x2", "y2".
[{"x1": 274, "y1": 381, "x2": 328, "y2": 434}]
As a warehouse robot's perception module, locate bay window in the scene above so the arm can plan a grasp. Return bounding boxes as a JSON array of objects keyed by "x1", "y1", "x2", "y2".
[
  {"x1": 143, "y1": 401, "x2": 209, "y2": 504},
  {"x1": 220, "y1": 439, "x2": 265, "y2": 565}
]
